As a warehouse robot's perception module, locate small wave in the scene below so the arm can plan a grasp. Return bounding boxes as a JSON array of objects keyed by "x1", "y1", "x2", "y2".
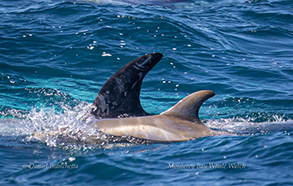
[{"x1": 207, "y1": 118, "x2": 293, "y2": 134}]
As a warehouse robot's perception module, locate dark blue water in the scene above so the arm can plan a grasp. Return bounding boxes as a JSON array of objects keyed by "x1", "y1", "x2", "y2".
[{"x1": 0, "y1": 0, "x2": 292, "y2": 185}]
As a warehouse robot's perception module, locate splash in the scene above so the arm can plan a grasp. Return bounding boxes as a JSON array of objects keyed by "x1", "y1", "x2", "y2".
[
  {"x1": 1, "y1": 99, "x2": 292, "y2": 150},
  {"x1": 0, "y1": 102, "x2": 150, "y2": 150}
]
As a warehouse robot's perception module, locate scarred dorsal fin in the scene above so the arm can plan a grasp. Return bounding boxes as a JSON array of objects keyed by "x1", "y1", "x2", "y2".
[
  {"x1": 91, "y1": 52, "x2": 163, "y2": 118},
  {"x1": 160, "y1": 90, "x2": 215, "y2": 123}
]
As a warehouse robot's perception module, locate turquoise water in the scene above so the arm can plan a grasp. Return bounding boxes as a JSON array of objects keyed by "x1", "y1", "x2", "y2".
[{"x1": 0, "y1": 0, "x2": 293, "y2": 185}]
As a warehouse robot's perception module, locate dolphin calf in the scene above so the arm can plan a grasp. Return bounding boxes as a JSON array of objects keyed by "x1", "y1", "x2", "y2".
[
  {"x1": 86, "y1": 52, "x2": 231, "y2": 143},
  {"x1": 94, "y1": 90, "x2": 229, "y2": 142}
]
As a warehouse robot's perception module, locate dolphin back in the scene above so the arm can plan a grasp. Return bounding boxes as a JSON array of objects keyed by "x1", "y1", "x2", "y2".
[{"x1": 91, "y1": 52, "x2": 163, "y2": 118}]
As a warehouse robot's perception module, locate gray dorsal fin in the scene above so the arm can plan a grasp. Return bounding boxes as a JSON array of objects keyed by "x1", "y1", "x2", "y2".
[
  {"x1": 161, "y1": 90, "x2": 215, "y2": 122},
  {"x1": 91, "y1": 52, "x2": 163, "y2": 118}
]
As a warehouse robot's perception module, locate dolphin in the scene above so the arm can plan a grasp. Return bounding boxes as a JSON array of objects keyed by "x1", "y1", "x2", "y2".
[
  {"x1": 32, "y1": 52, "x2": 231, "y2": 144},
  {"x1": 86, "y1": 52, "x2": 231, "y2": 143}
]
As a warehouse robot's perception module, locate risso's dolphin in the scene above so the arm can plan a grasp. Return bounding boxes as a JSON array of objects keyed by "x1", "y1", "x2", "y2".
[
  {"x1": 33, "y1": 52, "x2": 231, "y2": 144},
  {"x1": 86, "y1": 52, "x2": 231, "y2": 143}
]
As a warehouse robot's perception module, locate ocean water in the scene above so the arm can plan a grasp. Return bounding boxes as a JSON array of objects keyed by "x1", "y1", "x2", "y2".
[{"x1": 0, "y1": 0, "x2": 293, "y2": 185}]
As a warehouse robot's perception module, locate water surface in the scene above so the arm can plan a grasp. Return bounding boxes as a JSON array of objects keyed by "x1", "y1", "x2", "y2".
[{"x1": 0, "y1": 0, "x2": 292, "y2": 185}]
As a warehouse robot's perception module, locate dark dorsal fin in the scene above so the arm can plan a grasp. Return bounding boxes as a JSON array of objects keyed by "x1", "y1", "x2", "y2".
[{"x1": 91, "y1": 52, "x2": 163, "y2": 118}]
